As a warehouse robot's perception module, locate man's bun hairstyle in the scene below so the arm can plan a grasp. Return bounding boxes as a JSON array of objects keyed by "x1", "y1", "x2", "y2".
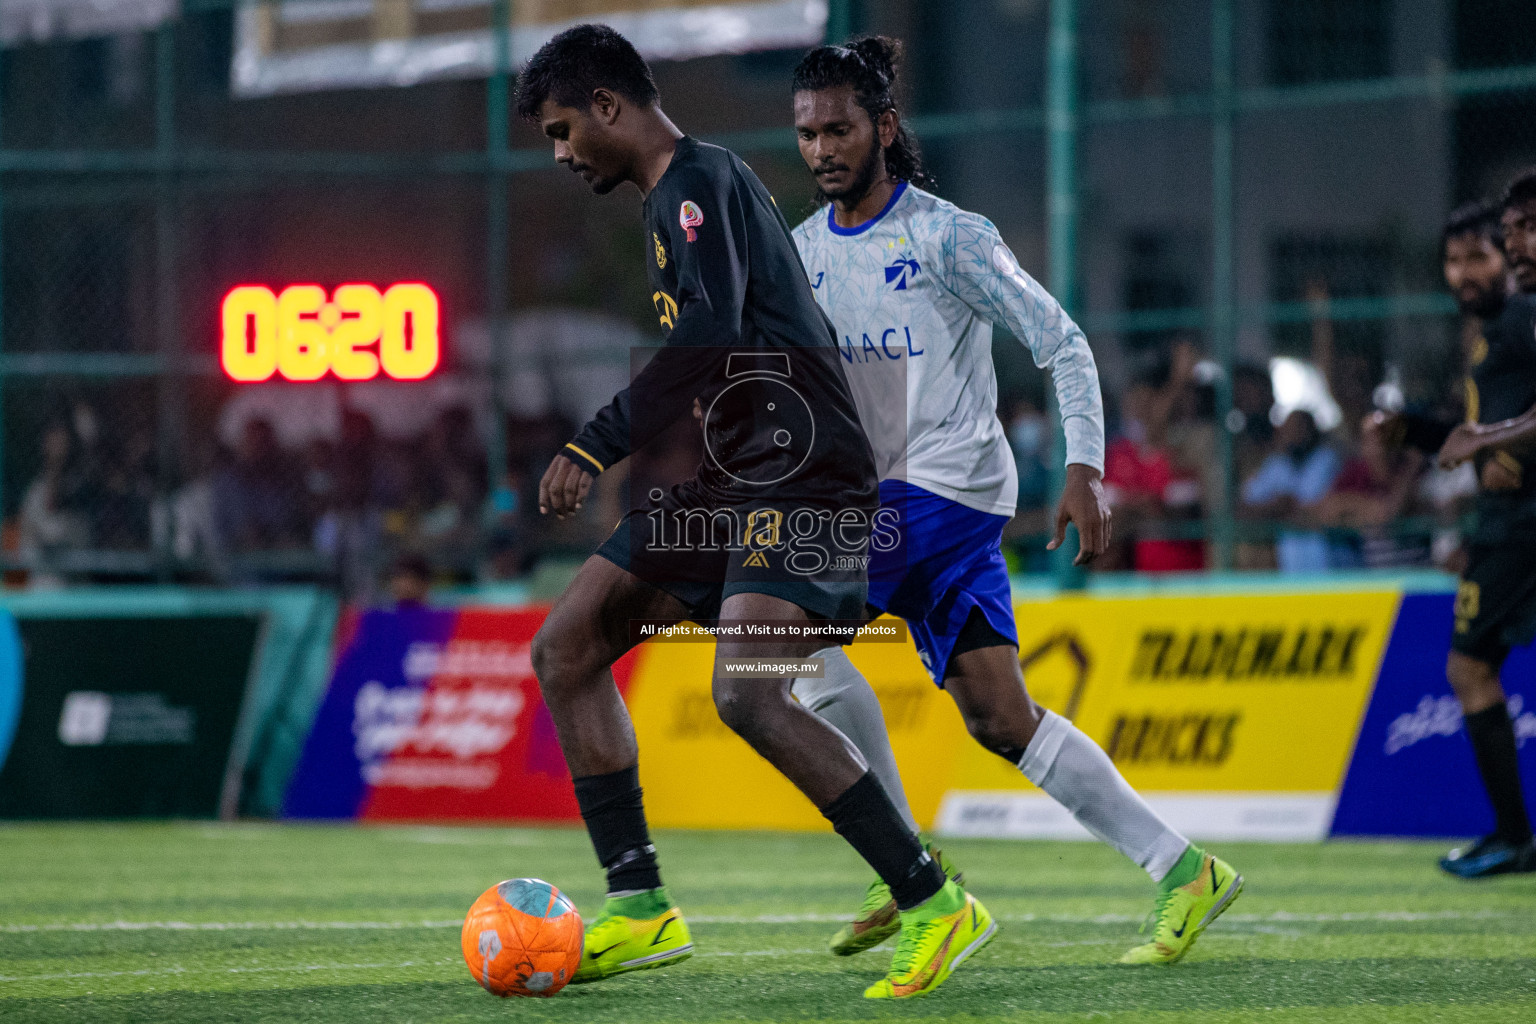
[
  {"x1": 792, "y1": 35, "x2": 933, "y2": 192},
  {"x1": 515, "y1": 23, "x2": 659, "y2": 121}
]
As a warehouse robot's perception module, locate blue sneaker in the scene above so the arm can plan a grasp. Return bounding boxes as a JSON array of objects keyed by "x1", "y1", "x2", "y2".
[{"x1": 1438, "y1": 835, "x2": 1536, "y2": 878}]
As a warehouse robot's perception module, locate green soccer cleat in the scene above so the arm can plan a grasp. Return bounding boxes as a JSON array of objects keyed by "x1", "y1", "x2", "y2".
[
  {"x1": 863, "y1": 880, "x2": 995, "y2": 999},
  {"x1": 1119, "y1": 852, "x2": 1243, "y2": 965},
  {"x1": 570, "y1": 890, "x2": 693, "y2": 984},
  {"x1": 829, "y1": 845, "x2": 963, "y2": 956}
]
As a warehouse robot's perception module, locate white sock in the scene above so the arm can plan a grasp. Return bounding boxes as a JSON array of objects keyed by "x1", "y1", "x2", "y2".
[
  {"x1": 793, "y1": 646, "x2": 920, "y2": 834},
  {"x1": 1020, "y1": 710, "x2": 1189, "y2": 881}
]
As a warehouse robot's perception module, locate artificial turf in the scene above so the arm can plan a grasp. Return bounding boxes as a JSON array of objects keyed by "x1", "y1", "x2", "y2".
[{"x1": 2, "y1": 822, "x2": 1534, "y2": 1022}]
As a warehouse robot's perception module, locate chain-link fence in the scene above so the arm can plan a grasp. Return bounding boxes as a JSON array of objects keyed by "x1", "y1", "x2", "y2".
[{"x1": 2, "y1": 1, "x2": 1535, "y2": 595}]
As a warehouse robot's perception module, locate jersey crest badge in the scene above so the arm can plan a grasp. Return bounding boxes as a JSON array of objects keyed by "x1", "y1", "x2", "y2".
[
  {"x1": 653, "y1": 232, "x2": 667, "y2": 269},
  {"x1": 992, "y1": 242, "x2": 1031, "y2": 291},
  {"x1": 884, "y1": 256, "x2": 921, "y2": 291},
  {"x1": 679, "y1": 200, "x2": 704, "y2": 242}
]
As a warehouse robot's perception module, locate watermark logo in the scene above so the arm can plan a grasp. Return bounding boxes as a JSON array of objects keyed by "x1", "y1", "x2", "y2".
[
  {"x1": 643, "y1": 501, "x2": 899, "y2": 577},
  {"x1": 702, "y1": 353, "x2": 815, "y2": 486}
]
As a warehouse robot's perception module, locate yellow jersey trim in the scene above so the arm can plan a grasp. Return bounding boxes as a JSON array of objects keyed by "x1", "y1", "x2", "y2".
[
  {"x1": 564, "y1": 443, "x2": 605, "y2": 474},
  {"x1": 1494, "y1": 450, "x2": 1523, "y2": 480}
]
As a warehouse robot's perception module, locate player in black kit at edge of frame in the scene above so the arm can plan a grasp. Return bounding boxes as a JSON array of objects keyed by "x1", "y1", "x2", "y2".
[{"x1": 1369, "y1": 184, "x2": 1536, "y2": 877}]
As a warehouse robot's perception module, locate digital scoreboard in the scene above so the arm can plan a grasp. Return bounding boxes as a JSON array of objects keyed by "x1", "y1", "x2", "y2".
[{"x1": 220, "y1": 283, "x2": 441, "y2": 383}]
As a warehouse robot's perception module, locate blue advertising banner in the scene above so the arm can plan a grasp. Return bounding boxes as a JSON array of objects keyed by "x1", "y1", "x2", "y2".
[
  {"x1": 282, "y1": 605, "x2": 579, "y2": 822},
  {"x1": 283, "y1": 606, "x2": 458, "y2": 819},
  {"x1": 0, "y1": 612, "x2": 22, "y2": 775},
  {"x1": 1331, "y1": 592, "x2": 1536, "y2": 838}
]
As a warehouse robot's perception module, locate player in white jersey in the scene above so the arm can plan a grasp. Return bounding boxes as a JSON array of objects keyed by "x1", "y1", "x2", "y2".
[{"x1": 785, "y1": 37, "x2": 1244, "y2": 965}]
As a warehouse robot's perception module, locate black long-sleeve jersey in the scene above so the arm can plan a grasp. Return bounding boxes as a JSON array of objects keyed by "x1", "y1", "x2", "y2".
[
  {"x1": 1404, "y1": 293, "x2": 1536, "y2": 542},
  {"x1": 564, "y1": 136, "x2": 876, "y2": 510}
]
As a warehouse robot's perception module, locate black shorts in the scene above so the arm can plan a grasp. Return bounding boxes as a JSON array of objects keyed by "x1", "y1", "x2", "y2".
[
  {"x1": 1451, "y1": 541, "x2": 1536, "y2": 665},
  {"x1": 594, "y1": 479, "x2": 869, "y2": 631}
]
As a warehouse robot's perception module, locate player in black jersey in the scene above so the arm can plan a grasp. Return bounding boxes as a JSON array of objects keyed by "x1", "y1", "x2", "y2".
[
  {"x1": 513, "y1": 25, "x2": 993, "y2": 998},
  {"x1": 1369, "y1": 195, "x2": 1536, "y2": 876}
]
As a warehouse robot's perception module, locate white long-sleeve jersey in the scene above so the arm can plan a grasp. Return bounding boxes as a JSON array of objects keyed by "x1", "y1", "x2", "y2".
[{"x1": 792, "y1": 182, "x2": 1105, "y2": 517}]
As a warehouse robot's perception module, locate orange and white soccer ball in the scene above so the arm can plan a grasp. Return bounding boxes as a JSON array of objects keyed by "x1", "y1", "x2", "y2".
[{"x1": 461, "y1": 878, "x2": 583, "y2": 997}]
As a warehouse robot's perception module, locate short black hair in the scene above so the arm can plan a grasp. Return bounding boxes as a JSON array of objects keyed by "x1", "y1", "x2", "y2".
[
  {"x1": 1131, "y1": 357, "x2": 1171, "y2": 392},
  {"x1": 389, "y1": 552, "x2": 431, "y2": 581},
  {"x1": 1442, "y1": 199, "x2": 1503, "y2": 255},
  {"x1": 1504, "y1": 167, "x2": 1536, "y2": 211},
  {"x1": 515, "y1": 24, "x2": 659, "y2": 120}
]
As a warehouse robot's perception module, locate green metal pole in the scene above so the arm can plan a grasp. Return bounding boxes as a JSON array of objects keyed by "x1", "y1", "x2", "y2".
[
  {"x1": 487, "y1": 0, "x2": 512, "y2": 519},
  {"x1": 154, "y1": 21, "x2": 183, "y2": 577},
  {"x1": 1046, "y1": 0, "x2": 1081, "y2": 588},
  {"x1": 1210, "y1": 0, "x2": 1237, "y2": 570},
  {"x1": 825, "y1": 0, "x2": 856, "y2": 44}
]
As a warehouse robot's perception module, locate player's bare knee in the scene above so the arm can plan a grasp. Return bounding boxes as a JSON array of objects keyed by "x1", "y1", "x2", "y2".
[
  {"x1": 711, "y1": 676, "x2": 784, "y2": 743},
  {"x1": 710, "y1": 680, "x2": 756, "y2": 740},
  {"x1": 531, "y1": 619, "x2": 597, "y2": 695},
  {"x1": 961, "y1": 706, "x2": 1035, "y2": 759},
  {"x1": 529, "y1": 626, "x2": 566, "y2": 690},
  {"x1": 948, "y1": 670, "x2": 1043, "y2": 756},
  {"x1": 1446, "y1": 652, "x2": 1504, "y2": 712}
]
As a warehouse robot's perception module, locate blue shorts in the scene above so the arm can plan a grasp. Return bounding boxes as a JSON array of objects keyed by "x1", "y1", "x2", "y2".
[{"x1": 868, "y1": 480, "x2": 1018, "y2": 685}]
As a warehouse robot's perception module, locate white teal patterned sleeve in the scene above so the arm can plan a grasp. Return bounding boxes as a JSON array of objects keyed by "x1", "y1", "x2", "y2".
[{"x1": 943, "y1": 211, "x2": 1106, "y2": 474}]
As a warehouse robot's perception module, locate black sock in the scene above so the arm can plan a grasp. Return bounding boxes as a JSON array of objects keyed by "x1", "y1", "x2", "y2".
[
  {"x1": 821, "y1": 771, "x2": 945, "y2": 910},
  {"x1": 572, "y1": 766, "x2": 663, "y2": 893},
  {"x1": 1464, "y1": 704, "x2": 1533, "y2": 845}
]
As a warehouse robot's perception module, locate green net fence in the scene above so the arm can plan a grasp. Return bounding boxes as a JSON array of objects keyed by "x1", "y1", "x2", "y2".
[{"x1": 2, "y1": 1, "x2": 1534, "y2": 594}]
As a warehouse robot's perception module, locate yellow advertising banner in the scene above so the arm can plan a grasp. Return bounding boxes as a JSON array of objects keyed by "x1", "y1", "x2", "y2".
[{"x1": 628, "y1": 590, "x2": 1402, "y2": 834}]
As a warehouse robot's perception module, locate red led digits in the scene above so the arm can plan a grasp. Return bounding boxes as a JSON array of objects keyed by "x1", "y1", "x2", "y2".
[{"x1": 220, "y1": 283, "x2": 440, "y2": 382}]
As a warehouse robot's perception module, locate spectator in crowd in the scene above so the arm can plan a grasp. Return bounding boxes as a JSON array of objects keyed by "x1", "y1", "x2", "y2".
[
  {"x1": 1231, "y1": 363, "x2": 1276, "y2": 483},
  {"x1": 998, "y1": 396, "x2": 1054, "y2": 570},
  {"x1": 1314, "y1": 418, "x2": 1429, "y2": 567},
  {"x1": 212, "y1": 418, "x2": 302, "y2": 553},
  {"x1": 419, "y1": 462, "x2": 487, "y2": 564},
  {"x1": 168, "y1": 440, "x2": 226, "y2": 578},
  {"x1": 298, "y1": 438, "x2": 337, "y2": 530},
  {"x1": 6, "y1": 394, "x2": 565, "y2": 592},
  {"x1": 375, "y1": 435, "x2": 425, "y2": 546},
  {"x1": 95, "y1": 427, "x2": 156, "y2": 549},
  {"x1": 315, "y1": 410, "x2": 386, "y2": 597},
  {"x1": 403, "y1": 406, "x2": 489, "y2": 578},
  {"x1": 1004, "y1": 396, "x2": 1052, "y2": 519},
  {"x1": 1240, "y1": 409, "x2": 1343, "y2": 572},
  {"x1": 18, "y1": 421, "x2": 91, "y2": 587},
  {"x1": 386, "y1": 552, "x2": 433, "y2": 608},
  {"x1": 1102, "y1": 345, "x2": 1205, "y2": 572},
  {"x1": 1230, "y1": 362, "x2": 1279, "y2": 569},
  {"x1": 422, "y1": 406, "x2": 488, "y2": 508},
  {"x1": 483, "y1": 467, "x2": 532, "y2": 581},
  {"x1": 1164, "y1": 349, "x2": 1220, "y2": 555},
  {"x1": 66, "y1": 398, "x2": 107, "y2": 509}
]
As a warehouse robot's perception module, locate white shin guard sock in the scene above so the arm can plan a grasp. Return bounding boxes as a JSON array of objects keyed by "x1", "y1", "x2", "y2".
[
  {"x1": 792, "y1": 646, "x2": 920, "y2": 834},
  {"x1": 1019, "y1": 710, "x2": 1189, "y2": 881}
]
